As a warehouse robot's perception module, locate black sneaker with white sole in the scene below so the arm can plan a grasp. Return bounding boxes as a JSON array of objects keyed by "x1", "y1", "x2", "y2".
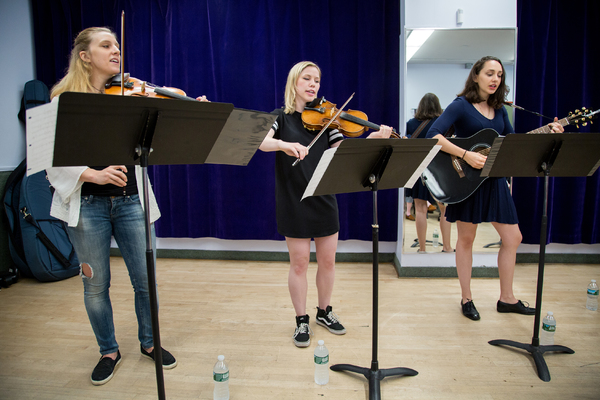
[
  {"x1": 293, "y1": 314, "x2": 312, "y2": 348},
  {"x1": 316, "y1": 305, "x2": 346, "y2": 335},
  {"x1": 91, "y1": 351, "x2": 122, "y2": 386}
]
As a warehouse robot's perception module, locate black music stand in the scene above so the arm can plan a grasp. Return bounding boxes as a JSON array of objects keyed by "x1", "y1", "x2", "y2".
[
  {"x1": 482, "y1": 133, "x2": 600, "y2": 382},
  {"x1": 26, "y1": 92, "x2": 275, "y2": 399},
  {"x1": 303, "y1": 138, "x2": 440, "y2": 400}
]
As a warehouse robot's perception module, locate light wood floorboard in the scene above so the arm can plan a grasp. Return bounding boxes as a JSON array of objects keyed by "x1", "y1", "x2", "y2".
[{"x1": 0, "y1": 258, "x2": 598, "y2": 399}]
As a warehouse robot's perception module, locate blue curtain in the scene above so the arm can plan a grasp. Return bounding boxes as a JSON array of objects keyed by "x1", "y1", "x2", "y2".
[
  {"x1": 31, "y1": 0, "x2": 400, "y2": 241},
  {"x1": 513, "y1": 0, "x2": 600, "y2": 244},
  {"x1": 30, "y1": 0, "x2": 599, "y2": 245}
]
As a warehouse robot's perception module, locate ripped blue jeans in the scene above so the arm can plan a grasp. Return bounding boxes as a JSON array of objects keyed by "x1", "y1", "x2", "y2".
[{"x1": 67, "y1": 194, "x2": 156, "y2": 355}]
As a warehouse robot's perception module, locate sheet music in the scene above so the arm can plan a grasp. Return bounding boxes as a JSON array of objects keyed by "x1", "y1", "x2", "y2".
[
  {"x1": 301, "y1": 146, "x2": 338, "y2": 200},
  {"x1": 25, "y1": 99, "x2": 58, "y2": 176},
  {"x1": 405, "y1": 144, "x2": 441, "y2": 188}
]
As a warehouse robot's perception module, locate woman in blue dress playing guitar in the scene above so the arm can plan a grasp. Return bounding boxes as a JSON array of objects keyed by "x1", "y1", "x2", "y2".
[{"x1": 426, "y1": 56, "x2": 564, "y2": 321}]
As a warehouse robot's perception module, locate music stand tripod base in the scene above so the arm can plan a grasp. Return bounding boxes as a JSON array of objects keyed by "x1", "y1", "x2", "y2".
[{"x1": 488, "y1": 339, "x2": 574, "y2": 382}]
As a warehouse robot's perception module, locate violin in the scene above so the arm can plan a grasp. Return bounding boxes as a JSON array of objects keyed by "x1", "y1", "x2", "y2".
[
  {"x1": 104, "y1": 73, "x2": 197, "y2": 101},
  {"x1": 302, "y1": 97, "x2": 400, "y2": 138}
]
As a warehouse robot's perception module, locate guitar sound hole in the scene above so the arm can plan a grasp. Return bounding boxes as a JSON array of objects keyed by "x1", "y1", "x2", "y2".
[{"x1": 472, "y1": 144, "x2": 490, "y2": 154}]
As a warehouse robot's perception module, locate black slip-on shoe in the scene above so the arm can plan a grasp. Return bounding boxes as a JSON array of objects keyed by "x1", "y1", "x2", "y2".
[
  {"x1": 91, "y1": 351, "x2": 122, "y2": 386},
  {"x1": 141, "y1": 346, "x2": 177, "y2": 369}
]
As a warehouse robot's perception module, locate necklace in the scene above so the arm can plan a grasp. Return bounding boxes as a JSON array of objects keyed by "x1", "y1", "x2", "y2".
[
  {"x1": 91, "y1": 85, "x2": 104, "y2": 94},
  {"x1": 474, "y1": 102, "x2": 493, "y2": 119}
]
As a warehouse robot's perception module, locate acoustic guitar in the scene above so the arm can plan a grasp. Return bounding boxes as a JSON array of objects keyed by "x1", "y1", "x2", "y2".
[{"x1": 421, "y1": 108, "x2": 599, "y2": 204}]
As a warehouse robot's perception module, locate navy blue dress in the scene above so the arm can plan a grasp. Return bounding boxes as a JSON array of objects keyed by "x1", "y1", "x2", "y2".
[
  {"x1": 406, "y1": 117, "x2": 437, "y2": 204},
  {"x1": 271, "y1": 109, "x2": 343, "y2": 238},
  {"x1": 426, "y1": 97, "x2": 518, "y2": 224}
]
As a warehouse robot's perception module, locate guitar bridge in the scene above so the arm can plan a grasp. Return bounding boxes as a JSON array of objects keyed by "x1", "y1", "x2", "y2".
[{"x1": 451, "y1": 155, "x2": 466, "y2": 178}]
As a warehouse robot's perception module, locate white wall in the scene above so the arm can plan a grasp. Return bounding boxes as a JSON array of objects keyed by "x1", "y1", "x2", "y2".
[
  {"x1": 406, "y1": 0, "x2": 516, "y2": 29},
  {"x1": 0, "y1": 1, "x2": 35, "y2": 171},
  {"x1": 402, "y1": 0, "x2": 517, "y2": 124},
  {"x1": 406, "y1": 63, "x2": 514, "y2": 117}
]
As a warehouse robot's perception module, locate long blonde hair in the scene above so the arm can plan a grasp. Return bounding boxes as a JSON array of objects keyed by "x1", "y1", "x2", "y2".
[
  {"x1": 283, "y1": 61, "x2": 321, "y2": 114},
  {"x1": 50, "y1": 27, "x2": 117, "y2": 99}
]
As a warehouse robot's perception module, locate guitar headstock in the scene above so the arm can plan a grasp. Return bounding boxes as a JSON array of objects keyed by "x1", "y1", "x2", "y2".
[{"x1": 567, "y1": 107, "x2": 599, "y2": 128}]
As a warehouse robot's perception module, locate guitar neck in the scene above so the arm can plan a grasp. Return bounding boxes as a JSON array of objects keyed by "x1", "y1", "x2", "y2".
[{"x1": 527, "y1": 116, "x2": 570, "y2": 134}]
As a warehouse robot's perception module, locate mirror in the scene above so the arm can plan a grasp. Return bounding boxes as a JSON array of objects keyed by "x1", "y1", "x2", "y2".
[{"x1": 401, "y1": 28, "x2": 517, "y2": 258}]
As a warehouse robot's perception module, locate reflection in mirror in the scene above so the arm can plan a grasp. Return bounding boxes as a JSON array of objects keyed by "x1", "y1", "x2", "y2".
[{"x1": 402, "y1": 28, "x2": 516, "y2": 255}]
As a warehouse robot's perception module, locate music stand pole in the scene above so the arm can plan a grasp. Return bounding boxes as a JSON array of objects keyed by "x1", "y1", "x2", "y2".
[
  {"x1": 137, "y1": 110, "x2": 166, "y2": 398},
  {"x1": 329, "y1": 147, "x2": 418, "y2": 400}
]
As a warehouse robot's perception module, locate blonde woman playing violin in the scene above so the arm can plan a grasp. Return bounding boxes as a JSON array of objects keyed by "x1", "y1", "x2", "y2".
[
  {"x1": 259, "y1": 61, "x2": 393, "y2": 347},
  {"x1": 47, "y1": 27, "x2": 193, "y2": 385}
]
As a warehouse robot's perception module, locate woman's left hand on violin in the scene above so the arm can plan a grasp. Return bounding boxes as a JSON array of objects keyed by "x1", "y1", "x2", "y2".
[
  {"x1": 366, "y1": 124, "x2": 394, "y2": 139},
  {"x1": 196, "y1": 95, "x2": 210, "y2": 102}
]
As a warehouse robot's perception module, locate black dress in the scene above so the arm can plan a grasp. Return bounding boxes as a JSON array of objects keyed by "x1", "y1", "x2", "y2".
[
  {"x1": 406, "y1": 117, "x2": 437, "y2": 204},
  {"x1": 271, "y1": 109, "x2": 343, "y2": 238}
]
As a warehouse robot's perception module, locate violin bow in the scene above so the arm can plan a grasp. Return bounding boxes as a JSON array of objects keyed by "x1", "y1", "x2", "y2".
[
  {"x1": 120, "y1": 10, "x2": 125, "y2": 95},
  {"x1": 292, "y1": 92, "x2": 355, "y2": 166}
]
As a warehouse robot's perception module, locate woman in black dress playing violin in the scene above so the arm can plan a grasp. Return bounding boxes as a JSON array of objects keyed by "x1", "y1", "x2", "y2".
[{"x1": 259, "y1": 61, "x2": 393, "y2": 347}]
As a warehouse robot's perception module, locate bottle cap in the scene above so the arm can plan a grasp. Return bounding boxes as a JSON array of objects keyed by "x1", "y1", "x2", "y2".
[
  {"x1": 218, "y1": 355, "x2": 224, "y2": 361},
  {"x1": 318, "y1": 340, "x2": 324, "y2": 345},
  {"x1": 547, "y1": 311, "x2": 553, "y2": 315},
  {"x1": 592, "y1": 279, "x2": 597, "y2": 283}
]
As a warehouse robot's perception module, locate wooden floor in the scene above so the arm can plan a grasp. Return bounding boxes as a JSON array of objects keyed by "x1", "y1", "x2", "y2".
[{"x1": 0, "y1": 258, "x2": 598, "y2": 400}]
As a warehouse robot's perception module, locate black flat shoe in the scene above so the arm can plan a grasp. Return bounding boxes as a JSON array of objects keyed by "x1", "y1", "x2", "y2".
[
  {"x1": 496, "y1": 300, "x2": 535, "y2": 315},
  {"x1": 461, "y1": 299, "x2": 480, "y2": 320}
]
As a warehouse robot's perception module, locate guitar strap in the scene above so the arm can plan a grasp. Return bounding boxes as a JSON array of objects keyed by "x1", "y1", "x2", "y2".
[{"x1": 410, "y1": 119, "x2": 430, "y2": 138}]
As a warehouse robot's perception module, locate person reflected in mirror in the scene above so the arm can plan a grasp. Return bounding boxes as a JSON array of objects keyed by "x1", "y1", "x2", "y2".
[
  {"x1": 406, "y1": 93, "x2": 453, "y2": 253},
  {"x1": 426, "y1": 56, "x2": 564, "y2": 321}
]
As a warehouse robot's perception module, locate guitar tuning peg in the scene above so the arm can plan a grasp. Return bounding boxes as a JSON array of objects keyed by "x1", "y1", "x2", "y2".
[{"x1": 582, "y1": 122, "x2": 588, "y2": 127}]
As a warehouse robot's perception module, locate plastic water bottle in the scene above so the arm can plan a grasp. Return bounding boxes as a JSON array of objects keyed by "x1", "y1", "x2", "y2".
[
  {"x1": 213, "y1": 355, "x2": 229, "y2": 400},
  {"x1": 314, "y1": 340, "x2": 329, "y2": 385},
  {"x1": 540, "y1": 311, "x2": 556, "y2": 346},
  {"x1": 587, "y1": 279, "x2": 599, "y2": 311},
  {"x1": 432, "y1": 228, "x2": 439, "y2": 248}
]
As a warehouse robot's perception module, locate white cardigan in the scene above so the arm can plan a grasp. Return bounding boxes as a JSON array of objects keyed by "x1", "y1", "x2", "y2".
[{"x1": 46, "y1": 166, "x2": 161, "y2": 227}]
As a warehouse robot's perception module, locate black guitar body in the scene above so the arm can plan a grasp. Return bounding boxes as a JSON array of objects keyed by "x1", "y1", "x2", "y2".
[{"x1": 421, "y1": 128, "x2": 500, "y2": 204}]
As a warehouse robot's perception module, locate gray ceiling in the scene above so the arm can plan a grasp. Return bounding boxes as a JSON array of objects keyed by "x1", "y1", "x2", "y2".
[{"x1": 407, "y1": 29, "x2": 516, "y2": 65}]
